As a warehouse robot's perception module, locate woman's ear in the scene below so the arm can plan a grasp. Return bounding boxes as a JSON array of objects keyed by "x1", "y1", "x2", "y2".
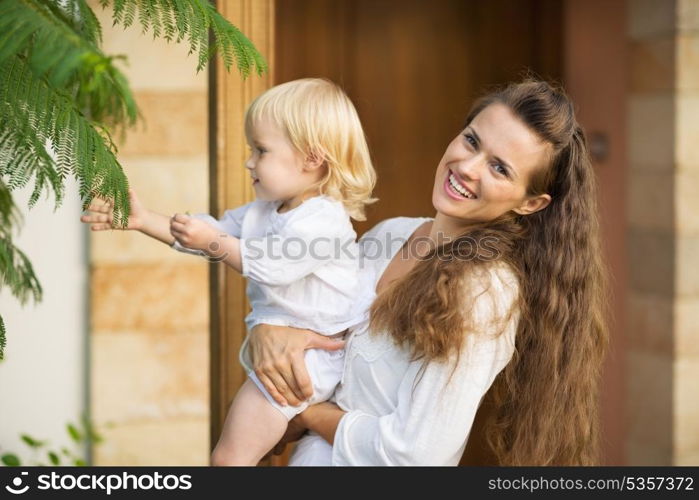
[
  {"x1": 513, "y1": 193, "x2": 552, "y2": 215},
  {"x1": 304, "y1": 152, "x2": 326, "y2": 171}
]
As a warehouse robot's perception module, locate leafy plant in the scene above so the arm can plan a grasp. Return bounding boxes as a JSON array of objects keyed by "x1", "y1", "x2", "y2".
[
  {"x1": 0, "y1": 0, "x2": 268, "y2": 359},
  {"x1": 1, "y1": 415, "x2": 105, "y2": 466}
]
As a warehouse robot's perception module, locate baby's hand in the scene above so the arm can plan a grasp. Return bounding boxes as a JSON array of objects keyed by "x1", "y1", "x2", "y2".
[
  {"x1": 80, "y1": 189, "x2": 145, "y2": 231},
  {"x1": 169, "y1": 213, "x2": 218, "y2": 253}
]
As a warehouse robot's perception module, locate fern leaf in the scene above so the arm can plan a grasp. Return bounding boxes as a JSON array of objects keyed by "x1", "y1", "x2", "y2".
[
  {"x1": 1, "y1": 55, "x2": 129, "y2": 224},
  {"x1": 0, "y1": 235, "x2": 43, "y2": 306},
  {"x1": 0, "y1": 0, "x2": 138, "y2": 130},
  {"x1": 98, "y1": 0, "x2": 267, "y2": 77}
]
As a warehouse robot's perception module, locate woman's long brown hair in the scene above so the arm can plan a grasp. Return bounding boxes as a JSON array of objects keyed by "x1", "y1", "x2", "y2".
[{"x1": 369, "y1": 80, "x2": 609, "y2": 465}]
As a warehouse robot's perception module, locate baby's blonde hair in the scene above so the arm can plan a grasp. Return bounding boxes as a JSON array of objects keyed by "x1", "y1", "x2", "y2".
[{"x1": 244, "y1": 78, "x2": 377, "y2": 221}]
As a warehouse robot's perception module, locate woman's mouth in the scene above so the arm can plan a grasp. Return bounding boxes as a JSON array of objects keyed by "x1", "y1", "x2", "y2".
[{"x1": 444, "y1": 170, "x2": 476, "y2": 200}]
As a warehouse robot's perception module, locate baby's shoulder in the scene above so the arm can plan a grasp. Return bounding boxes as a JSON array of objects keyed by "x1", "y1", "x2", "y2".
[{"x1": 277, "y1": 196, "x2": 353, "y2": 237}]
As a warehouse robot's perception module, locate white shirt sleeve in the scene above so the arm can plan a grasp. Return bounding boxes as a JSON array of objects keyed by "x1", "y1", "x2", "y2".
[
  {"x1": 171, "y1": 202, "x2": 253, "y2": 256},
  {"x1": 240, "y1": 201, "x2": 356, "y2": 287},
  {"x1": 332, "y1": 265, "x2": 519, "y2": 466}
]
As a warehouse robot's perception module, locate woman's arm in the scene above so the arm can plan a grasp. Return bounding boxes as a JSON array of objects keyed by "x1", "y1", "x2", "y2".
[
  {"x1": 247, "y1": 324, "x2": 346, "y2": 406},
  {"x1": 297, "y1": 402, "x2": 346, "y2": 445}
]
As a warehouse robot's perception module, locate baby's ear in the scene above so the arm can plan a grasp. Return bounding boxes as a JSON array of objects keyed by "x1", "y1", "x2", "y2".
[{"x1": 304, "y1": 151, "x2": 326, "y2": 171}]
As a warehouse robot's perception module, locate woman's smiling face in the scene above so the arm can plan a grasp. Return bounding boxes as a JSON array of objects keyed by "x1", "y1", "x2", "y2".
[{"x1": 432, "y1": 103, "x2": 553, "y2": 226}]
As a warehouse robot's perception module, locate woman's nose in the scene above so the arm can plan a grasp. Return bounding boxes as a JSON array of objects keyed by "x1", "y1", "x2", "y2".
[{"x1": 453, "y1": 156, "x2": 483, "y2": 181}]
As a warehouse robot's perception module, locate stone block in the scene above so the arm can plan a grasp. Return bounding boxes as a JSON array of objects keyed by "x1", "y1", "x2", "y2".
[
  {"x1": 675, "y1": 357, "x2": 699, "y2": 459},
  {"x1": 628, "y1": 292, "x2": 674, "y2": 355},
  {"x1": 93, "y1": 417, "x2": 209, "y2": 465},
  {"x1": 628, "y1": 228, "x2": 675, "y2": 296},
  {"x1": 676, "y1": 169, "x2": 699, "y2": 236},
  {"x1": 91, "y1": 263, "x2": 209, "y2": 333},
  {"x1": 676, "y1": 297, "x2": 699, "y2": 357},
  {"x1": 628, "y1": 0, "x2": 677, "y2": 40},
  {"x1": 631, "y1": 38, "x2": 676, "y2": 93},
  {"x1": 91, "y1": 1, "x2": 208, "y2": 91},
  {"x1": 627, "y1": 170, "x2": 674, "y2": 231},
  {"x1": 117, "y1": 92, "x2": 208, "y2": 157},
  {"x1": 678, "y1": 0, "x2": 699, "y2": 32},
  {"x1": 677, "y1": 94, "x2": 699, "y2": 169},
  {"x1": 626, "y1": 350, "x2": 674, "y2": 464},
  {"x1": 678, "y1": 35, "x2": 699, "y2": 90},
  {"x1": 628, "y1": 94, "x2": 676, "y2": 172},
  {"x1": 676, "y1": 235, "x2": 699, "y2": 295},
  {"x1": 91, "y1": 332, "x2": 208, "y2": 423}
]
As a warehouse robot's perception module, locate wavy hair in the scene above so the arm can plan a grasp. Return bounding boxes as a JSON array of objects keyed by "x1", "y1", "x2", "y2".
[
  {"x1": 369, "y1": 80, "x2": 609, "y2": 465},
  {"x1": 245, "y1": 78, "x2": 377, "y2": 220}
]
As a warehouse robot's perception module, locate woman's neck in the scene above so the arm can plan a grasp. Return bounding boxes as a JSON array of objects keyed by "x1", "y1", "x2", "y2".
[{"x1": 427, "y1": 212, "x2": 474, "y2": 247}]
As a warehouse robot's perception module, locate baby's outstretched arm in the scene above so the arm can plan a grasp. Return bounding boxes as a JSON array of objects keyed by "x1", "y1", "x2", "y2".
[
  {"x1": 80, "y1": 188, "x2": 175, "y2": 245},
  {"x1": 169, "y1": 213, "x2": 242, "y2": 272}
]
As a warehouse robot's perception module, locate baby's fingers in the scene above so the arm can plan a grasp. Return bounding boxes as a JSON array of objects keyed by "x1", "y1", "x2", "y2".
[
  {"x1": 84, "y1": 200, "x2": 113, "y2": 215},
  {"x1": 169, "y1": 220, "x2": 187, "y2": 233},
  {"x1": 89, "y1": 223, "x2": 113, "y2": 231},
  {"x1": 80, "y1": 214, "x2": 111, "y2": 224}
]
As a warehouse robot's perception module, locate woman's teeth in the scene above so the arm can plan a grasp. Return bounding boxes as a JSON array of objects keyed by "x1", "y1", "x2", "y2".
[{"x1": 448, "y1": 173, "x2": 475, "y2": 199}]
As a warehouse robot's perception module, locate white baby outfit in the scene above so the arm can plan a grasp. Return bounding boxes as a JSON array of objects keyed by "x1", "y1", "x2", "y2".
[{"x1": 172, "y1": 195, "x2": 361, "y2": 419}]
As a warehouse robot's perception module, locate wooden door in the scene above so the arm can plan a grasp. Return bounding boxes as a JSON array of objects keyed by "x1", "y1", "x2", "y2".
[
  {"x1": 269, "y1": 0, "x2": 563, "y2": 465},
  {"x1": 276, "y1": 0, "x2": 562, "y2": 236}
]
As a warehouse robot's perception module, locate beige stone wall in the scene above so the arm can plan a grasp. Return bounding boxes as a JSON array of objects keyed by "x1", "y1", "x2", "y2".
[
  {"x1": 89, "y1": 2, "x2": 209, "y2": 465},
  {"x1": 627, "y1": 0, "x2": 699, "y2": 465}
]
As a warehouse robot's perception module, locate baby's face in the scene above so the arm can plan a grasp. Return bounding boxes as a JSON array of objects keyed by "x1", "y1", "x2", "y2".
[{"x1": 245, "y1": 117, "x2": 312, "y2": 205}]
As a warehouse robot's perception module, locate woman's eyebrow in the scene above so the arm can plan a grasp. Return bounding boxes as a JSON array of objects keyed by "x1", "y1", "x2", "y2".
[{"x1": 469, "y1": 126, "x2": 518, "y2": 179}]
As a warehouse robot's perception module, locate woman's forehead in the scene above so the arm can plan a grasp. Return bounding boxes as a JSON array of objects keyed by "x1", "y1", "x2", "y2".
[{"x1": 469, "y1": 103, "x2": 551, "y2": 174}]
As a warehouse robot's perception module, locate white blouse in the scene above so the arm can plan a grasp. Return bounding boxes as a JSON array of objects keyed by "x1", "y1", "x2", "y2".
[
  {"x1": 289, "y1": 216, "x2": 519, "y2": 466},
  {"x1": 171, "y1": 195, "x2": 362, "y2": 371}
]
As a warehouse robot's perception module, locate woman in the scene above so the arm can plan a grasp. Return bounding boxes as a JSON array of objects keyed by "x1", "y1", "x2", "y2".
[{"x1": 247, "y1": 80, "x2": 608, "y2": 466}]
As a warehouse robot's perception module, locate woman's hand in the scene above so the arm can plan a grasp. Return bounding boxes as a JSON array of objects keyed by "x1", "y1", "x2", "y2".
[
  {"x1": 80, "y1": 188, "x2": 147, "y2": 231},
  {"x1": 248, "y1": 324, "x2": 345, "y2": 406}
]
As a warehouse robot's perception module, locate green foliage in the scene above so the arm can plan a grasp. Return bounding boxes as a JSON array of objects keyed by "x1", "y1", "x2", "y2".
[
  {"x1": 101, "y1": 0, "x2": 267, "y2": 75},
  {"x1": 1, "y1": 453, "x2": 20, "y2": 466},
  {"x1": 0, "y1": 0, "x2": 267, "y2": 359},
  {"x1": 1, "y1": 416, "x2": 104, "y2": 466},
  {"x1": 0, "y1": 181, "x2": 42, "y2": 361}
]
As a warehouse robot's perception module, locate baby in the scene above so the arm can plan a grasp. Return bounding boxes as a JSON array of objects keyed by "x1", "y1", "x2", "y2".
[{"x1": 81, "y1": 78, "x2": 377, "y2": 465}]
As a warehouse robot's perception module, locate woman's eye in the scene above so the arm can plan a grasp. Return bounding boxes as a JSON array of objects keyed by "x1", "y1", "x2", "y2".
[
  {"x1": 492, "y1": 163, "x2": 508, "y2": 177},
  {"x1": 463, "y1": 133, "x2": 476, "y2": 147}
]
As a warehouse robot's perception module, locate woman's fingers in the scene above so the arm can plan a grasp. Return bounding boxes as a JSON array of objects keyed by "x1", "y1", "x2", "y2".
[
  {"x1": 278, "y1": 361, "x2": 307, "y2": 404},
  {"x1": 266, "y1": 368, "x2": 302, "y2": 406},
  {"x1": 291, "y1": 355, "x2": 314, "y2": 401},
  {"x1": 255, "y1": 372, "x2": 289, "y2": 407}
]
